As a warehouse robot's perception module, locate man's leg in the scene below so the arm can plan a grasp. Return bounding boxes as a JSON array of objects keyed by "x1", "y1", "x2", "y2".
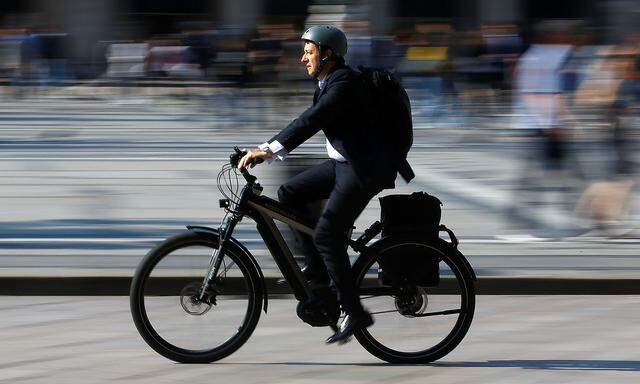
[
  {"x1": 313, "y1": 162, "x2": 381, "y2": 316},
  {"x1": 277, "y1": 160, "x2": 336, "y2": 279}
]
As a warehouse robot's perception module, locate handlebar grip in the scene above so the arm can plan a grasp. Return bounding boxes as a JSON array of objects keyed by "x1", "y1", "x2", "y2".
[
  {"x1": 250, "y1": 157, "x2": 264, "y2": 166},
  {"x1": 230, "y1": 146, "x2": 246, "y2": 167},
  {"x1": 230, "y1": 146, "x2": 265, "y2": 168}
]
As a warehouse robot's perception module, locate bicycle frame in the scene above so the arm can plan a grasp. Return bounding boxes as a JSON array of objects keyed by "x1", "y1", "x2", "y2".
[
  {"x1": 206, "y1": 159, "x2": 387, "y2": 303},
  {"x1": 205, "y1": 166, "x2": 333, "y2": 303},
  {"x1": 245, "y1": 193, "x2": 315, "y2": 301}
]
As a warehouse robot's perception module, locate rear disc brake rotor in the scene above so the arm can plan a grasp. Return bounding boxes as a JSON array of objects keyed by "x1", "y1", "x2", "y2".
[{"x1": 395, "y1": 287, "x2": 428, "y2": 317}]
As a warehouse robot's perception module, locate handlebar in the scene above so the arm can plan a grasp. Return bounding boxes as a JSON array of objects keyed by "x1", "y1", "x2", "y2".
[
  {"x1": 230, "y1": 146, "x2": 264, "y2": 168},
  {"x1": 230, "y1": 146, "x2": 260, "y2": 184}
]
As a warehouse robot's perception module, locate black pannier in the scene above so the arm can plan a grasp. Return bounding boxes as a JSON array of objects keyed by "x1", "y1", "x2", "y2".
[
  {"x1": 377, "y1": 243, "x2": 441, "y2": 287},
  {"x1": 377, "y1": 192, "x2": 443, "y2": 287},
  {"x1": 379, "y1": 192, "x2": 442, "y2": 238}
]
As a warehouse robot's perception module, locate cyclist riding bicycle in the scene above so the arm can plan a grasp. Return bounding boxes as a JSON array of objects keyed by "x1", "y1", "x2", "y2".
[{"x1": 239, "y1": 25, "x2": 414, "y2": 344}]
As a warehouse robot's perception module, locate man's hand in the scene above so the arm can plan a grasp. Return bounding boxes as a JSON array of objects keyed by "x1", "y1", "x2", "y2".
[{"x1": 238, "y1": 147, "x2": 271, "y2": 170}]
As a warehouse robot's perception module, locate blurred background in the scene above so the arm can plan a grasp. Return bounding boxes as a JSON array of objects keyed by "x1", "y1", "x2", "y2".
[{"x1": 0, "y1": 0, "x2": 639, "y2": 279}]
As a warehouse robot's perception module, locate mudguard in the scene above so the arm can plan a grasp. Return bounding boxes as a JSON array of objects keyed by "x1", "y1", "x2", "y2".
[
  {"x1": 354, "y1": 235, "x2": 477, "y2": 282},
  {"x1": 186, "y1": 225, "x2": 269, "y2": 313},
  {"x1": 450, "y1": 245, "x2": 477, "y2": 281}
]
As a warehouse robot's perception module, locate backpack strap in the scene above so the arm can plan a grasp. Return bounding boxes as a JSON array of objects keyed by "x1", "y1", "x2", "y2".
[{"x1": 398, "y1": 159, "x2": 415, "y2": 183}]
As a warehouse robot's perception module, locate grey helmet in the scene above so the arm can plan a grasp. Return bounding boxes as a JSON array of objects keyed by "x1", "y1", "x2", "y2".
[{"x1": 301, "y1": 25, "x2": 348, "y2": 58}]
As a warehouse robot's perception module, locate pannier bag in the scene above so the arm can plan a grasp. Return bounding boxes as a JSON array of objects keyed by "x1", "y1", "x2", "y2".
[
  {"x1": 377, "y1": 192, "x2": 444, "y2": 287},
  {"x1": 377, "y1": 243, "x2": 440, "y2": 287},
  {"x1": 379, "y1": 192, "x2": 442, "y2": 238}
]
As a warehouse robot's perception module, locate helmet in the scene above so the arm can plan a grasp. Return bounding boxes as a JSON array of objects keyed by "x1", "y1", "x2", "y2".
[{"x1": 301, "y1": 25, "x2": 347, "y2": 58}]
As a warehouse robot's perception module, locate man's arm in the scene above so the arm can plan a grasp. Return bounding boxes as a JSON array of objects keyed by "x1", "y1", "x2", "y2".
[
  {"x1": 240, "y1": 73, "x2": 354, "y2": 169},
  {"x1": 270, "y1": 75, "x2": 353, "y2": 152}
]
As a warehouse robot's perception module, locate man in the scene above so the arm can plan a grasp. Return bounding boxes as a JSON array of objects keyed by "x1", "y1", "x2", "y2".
[{"x1": 239, "y1": 25, "x2": 412, "y2": 344}]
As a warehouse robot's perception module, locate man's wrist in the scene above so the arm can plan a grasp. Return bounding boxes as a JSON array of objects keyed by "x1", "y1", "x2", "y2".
[
  {"x1": 258, "y1": 140, "x2": 288, "y2": 163},
  {"x1": 257, "y1": 143, "x2": 274, "y2": 158}
]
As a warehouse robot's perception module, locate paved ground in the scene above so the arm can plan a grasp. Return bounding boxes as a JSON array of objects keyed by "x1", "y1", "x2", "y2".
[{"x1": 2, "y1": 296, "x2": 639, "y2": 383}]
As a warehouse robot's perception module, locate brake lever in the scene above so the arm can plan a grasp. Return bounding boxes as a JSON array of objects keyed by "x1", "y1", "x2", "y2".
[
  {"x1": 231, "y1": 148, "x2": 265, "y2": 169},
  {"x1": 230, "y1": 146, "x2": 246, "y2": 168}
]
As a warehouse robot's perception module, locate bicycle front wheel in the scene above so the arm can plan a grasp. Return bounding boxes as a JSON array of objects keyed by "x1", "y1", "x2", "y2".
[
  {"x1": 352, "y1": 238, "x2": 475, "y2": 363},
  {"x1": 130, "y1": 231, "x2": 263, "y2": 363}
]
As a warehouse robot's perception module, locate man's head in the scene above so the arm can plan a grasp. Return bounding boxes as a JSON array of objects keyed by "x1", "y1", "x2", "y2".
[
  {"x1": 301, "y1": 41, "x2": 328, "y2": 78},
  {"x1": 300, "y1": 25, "x2": 347, "y2": 79}
]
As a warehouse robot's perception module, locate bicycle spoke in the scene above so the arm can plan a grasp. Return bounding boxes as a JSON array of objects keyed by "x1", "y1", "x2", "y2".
[
  {"x1": 413, "y1": 308, "x2": 463, "y2": 317},
  {"x1": 370, "y1": 308, "x2": 462, "y2": 317},
  {"x1": 370, "y1": 309, "x2": 401, "y2": 315},
  {"x1": 221, "y1": 258, "x2": 237, "y2": 277},
  {"x1": 360, "y1": 295, "x2": 384, "y2": 301}
]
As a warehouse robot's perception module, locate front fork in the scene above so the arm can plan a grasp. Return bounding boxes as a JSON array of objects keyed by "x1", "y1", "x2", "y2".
[{"x1": 198, "y1": 213, "x2": 241, "y2": 301}]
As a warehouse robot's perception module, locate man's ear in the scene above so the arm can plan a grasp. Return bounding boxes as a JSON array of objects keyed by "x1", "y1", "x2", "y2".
[{"x1": 322, "y1": 48, "x2": 334, "y2": 60}]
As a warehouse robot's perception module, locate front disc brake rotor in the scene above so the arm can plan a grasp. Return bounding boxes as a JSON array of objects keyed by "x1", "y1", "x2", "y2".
[
  {"x1": 180, "y1": 282, "x2": 213, "y2": 316},
  {"x1": 395, "y1": 287, "x2": 429, "y2": 318}
]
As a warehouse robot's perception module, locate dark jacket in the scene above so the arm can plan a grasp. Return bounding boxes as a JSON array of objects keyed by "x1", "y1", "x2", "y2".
[{"x1": 270, "y1": 63, "x2": 413, "y2": 190}]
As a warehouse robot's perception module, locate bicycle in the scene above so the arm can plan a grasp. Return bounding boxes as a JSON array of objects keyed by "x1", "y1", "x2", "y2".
[{"x1": 130, "y1": 147, "x2": 477, "y2": 364}]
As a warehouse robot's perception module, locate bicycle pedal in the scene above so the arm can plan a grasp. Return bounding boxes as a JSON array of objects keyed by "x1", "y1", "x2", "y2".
[{"x1": 326, "y1": 333, "x2": 352, "y2": 345}]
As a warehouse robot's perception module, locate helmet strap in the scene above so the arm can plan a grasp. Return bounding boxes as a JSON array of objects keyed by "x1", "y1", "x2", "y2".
[
  {"x1": 313, "y1": 45, "x2": 332, "y2": 80},
  {"x1": 313, "y1": 56, "x2": 330, "y2": 79}
]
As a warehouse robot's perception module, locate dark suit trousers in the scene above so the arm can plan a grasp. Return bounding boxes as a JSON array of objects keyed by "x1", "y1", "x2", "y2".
[{"x1": 278, "y1": 159, "x2": 381, "y2": 315}]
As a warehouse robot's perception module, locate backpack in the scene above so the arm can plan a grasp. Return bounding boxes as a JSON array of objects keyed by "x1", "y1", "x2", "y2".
[{"x1": 357, "y1": 66, "x2": 415, "y2": 182}]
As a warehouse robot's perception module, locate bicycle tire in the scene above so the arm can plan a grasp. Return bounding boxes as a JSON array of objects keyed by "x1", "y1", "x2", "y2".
[
  {"x1": 130, "y1": 231, "x2": 263, "y2": 363},
  {"x1": 352, "y1": 237, "x2": 475, "y2": 363}
]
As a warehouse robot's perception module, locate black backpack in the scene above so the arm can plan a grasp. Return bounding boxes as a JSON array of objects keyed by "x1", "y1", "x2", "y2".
[{"x1": 357, "y1": 66, "x2": 415, "y2": 183}]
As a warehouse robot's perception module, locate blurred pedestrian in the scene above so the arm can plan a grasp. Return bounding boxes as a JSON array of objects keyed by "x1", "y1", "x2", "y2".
[
  {"x1": 510, "y1": 22, "x2": 577, "y2": 232},
  {"x1": 574, "y1": 46, "x2": 639, "y2": 234}
]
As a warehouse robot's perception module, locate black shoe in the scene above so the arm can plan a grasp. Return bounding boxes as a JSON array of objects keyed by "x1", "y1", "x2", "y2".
[{"x1": 326, "y1": 310, "x2": 374, "y2": 345}]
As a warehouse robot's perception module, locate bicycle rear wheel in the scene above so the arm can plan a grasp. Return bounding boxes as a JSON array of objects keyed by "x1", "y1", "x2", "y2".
[
  {"x1": 130, "y1": 231, "x2": 262, "y2": 363},
  {"x1": 352, "y1": 238, "x2": 475, "y2": 363}
]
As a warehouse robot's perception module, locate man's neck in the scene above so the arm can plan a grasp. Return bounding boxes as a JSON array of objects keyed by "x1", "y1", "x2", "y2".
[{"x1": 316, "y1": 61, "x2": 335, "y2": 81}]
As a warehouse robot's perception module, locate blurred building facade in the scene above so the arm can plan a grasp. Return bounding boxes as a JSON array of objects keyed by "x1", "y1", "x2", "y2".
[
  {"x1": 0, "y1": 0, "x2": 638, "y2": 238},
  {"x1": 1, "y1": 0, "x2": 638, "y2": 82}
]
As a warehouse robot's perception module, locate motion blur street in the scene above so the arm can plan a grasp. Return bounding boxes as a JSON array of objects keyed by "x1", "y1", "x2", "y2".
[
  {"x1": 1, "y1": 1, "x2": 639, "y2": 281},
  {"x1": 0, "y1": 93, "x2": 638, "y2": 280}
]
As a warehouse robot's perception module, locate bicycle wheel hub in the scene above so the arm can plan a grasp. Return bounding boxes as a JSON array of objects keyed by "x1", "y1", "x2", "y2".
[
  {"x1": 395, "y1": 286, "x2": 428, "y2": 317},
  {"x1": 180, "y1": 282, "x2": 213, "y2": 316}
]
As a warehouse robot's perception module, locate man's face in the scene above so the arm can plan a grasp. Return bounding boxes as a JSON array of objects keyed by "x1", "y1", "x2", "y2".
[{"x1": 301, "y1": 41, "x2": 320, "y2": 77}]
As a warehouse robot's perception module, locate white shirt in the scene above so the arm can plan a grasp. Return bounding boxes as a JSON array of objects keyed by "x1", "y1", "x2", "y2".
[{"x1": 258, "y1": 79, "x2": 347, "y2": 163}]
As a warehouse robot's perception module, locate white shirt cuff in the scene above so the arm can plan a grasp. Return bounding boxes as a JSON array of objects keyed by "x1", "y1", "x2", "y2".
[{"x1": 259, "y1": 140, "x2": 288, "y2": 163}]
